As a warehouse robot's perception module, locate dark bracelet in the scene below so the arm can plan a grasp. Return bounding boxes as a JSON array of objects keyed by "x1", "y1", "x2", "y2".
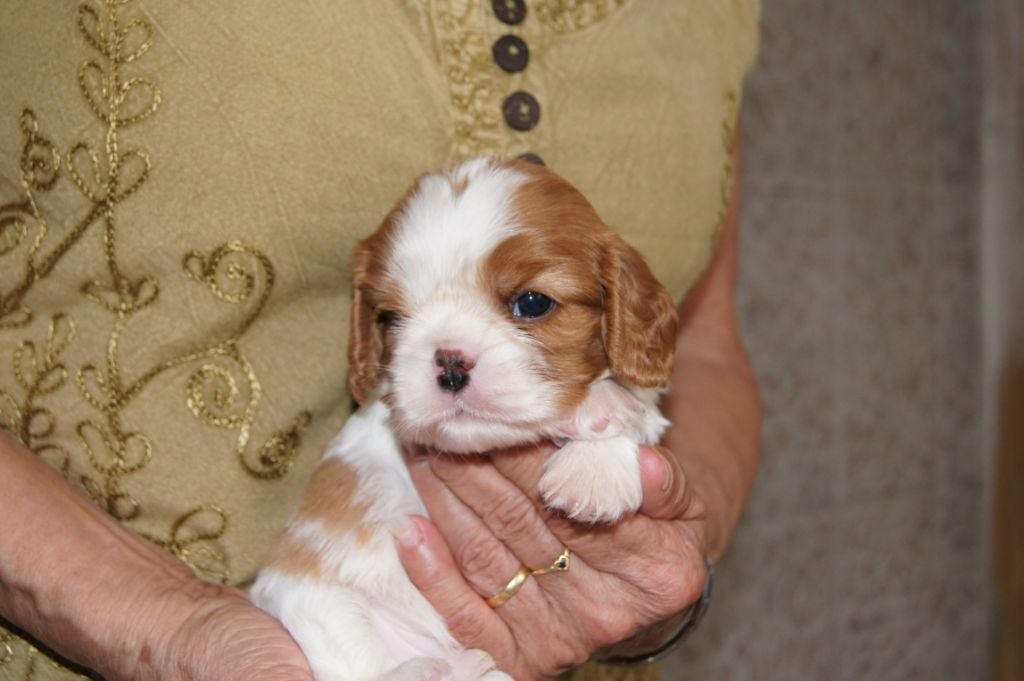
[{"x1": 599, "y1": 557, "x2": 714, "y2": 667}]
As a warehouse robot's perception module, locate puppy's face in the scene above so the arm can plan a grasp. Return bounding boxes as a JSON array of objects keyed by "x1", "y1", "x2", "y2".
[{"x1": 348, "y1": 159, "x2": 677, "y2": 453}]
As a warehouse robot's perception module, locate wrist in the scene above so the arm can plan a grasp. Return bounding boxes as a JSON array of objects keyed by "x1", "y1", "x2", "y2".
[
  {"x1": 99, "y1": 569, "x2": 224, "y2": 681},
  {"x1": 41, "y1": 543, "x2": 212, "y2": 681},
  {"x1": 0, "y1": 430, "x2": 219, "y2": 680}
]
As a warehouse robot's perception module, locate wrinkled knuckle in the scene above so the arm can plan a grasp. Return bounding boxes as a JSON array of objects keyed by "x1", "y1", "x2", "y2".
[
  {"x1": 583, "y1": 605, "x2": 639, "y2": 649},
  {"x1": 445, "y1": 606, "x2": 490, "y2": 646},
  {"x1": 542, "y1": 630, "x2": 592, "y2": 675},
  {"x1": 554, "y1": 644, "x2": 591, "y2": 675},
  {"x1": 453, "y1": 532, "x2": 506, "y2": 583},
  {"x1": 649, "y1": 562, "x2": 705, "y2": 617},
  {"x1": 490, "y1": 494, "x2": 538, "y2": 543}
]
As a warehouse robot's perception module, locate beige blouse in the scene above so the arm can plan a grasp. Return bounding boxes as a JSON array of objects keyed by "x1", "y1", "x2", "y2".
[{"x1": 0, "y1": 1, "x2": 759, "y2": 678}]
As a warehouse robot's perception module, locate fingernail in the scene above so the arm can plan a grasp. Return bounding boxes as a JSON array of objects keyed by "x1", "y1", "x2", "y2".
[
  {"x1": 393, "y1": 516, "x2": 424, "y2": 549},
  {"x1": 658, "y1": 452, "x2": 674, "y2": 494}
]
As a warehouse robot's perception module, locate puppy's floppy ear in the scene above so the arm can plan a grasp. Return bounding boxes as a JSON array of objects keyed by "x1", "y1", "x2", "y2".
[
  {"x1": 347, "y1": 239, "x2": 385, "y2": 404},
  {"x1": 601, "y1": 235, "x2": 678, "y2": 388}
]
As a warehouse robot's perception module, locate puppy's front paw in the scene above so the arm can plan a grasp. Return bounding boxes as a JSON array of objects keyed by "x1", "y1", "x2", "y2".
[{"x1": 538, "y1": 436, "x2": 642, "y2": 523}]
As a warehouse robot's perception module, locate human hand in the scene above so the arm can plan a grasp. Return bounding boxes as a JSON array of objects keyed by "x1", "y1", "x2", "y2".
[
  {"x1": 395, "y1": 443, "x2": 709, "y2": 680},
  {"x1": 132, "y1": 581, "x2": 315, "y2": 681},
  {"x1": 0, "y1": 428, "x2": 314, "y2": 681}
]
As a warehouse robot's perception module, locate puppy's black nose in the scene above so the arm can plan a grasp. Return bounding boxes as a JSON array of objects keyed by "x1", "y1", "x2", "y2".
[{"x1": 435, "y1": 349, "x2": 473, "y2": 393}]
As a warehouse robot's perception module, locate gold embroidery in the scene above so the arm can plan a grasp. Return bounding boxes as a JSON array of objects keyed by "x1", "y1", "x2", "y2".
[
  {"x1": 0, "y1": 315, "x2": 76, "y2": 475},
  {"x1": 533, "y1": 0, "x2": 629, "y2": 34},
  {"x1": 0, "y1": 110, "x2": 71, "y2": 331},
  {"x1": 0, "y1": 628, "x2": 83, "y2": 681},
  {"x1": 76, "y1": 420, "x2": 151, "y2": 521},
  {"x1": 49, "y1": 0, "x2": 166, "y2": 534},
  {"x1": 2, "y1": 0, "x2": 313, "y2": 595},
  {"x1": 0, "y1": 1, "x2": 320, "y2": 677},
  {"x1": 182, "y1": 241, "x2": 274, "y2": 338},
  {"x1": 249, "y1": 411, "x2": 312, "y2": 481},
  {"x1": 179, "y1": 242, "x2": 312, "y2": 480},
  {"x1": 142, "y1": 505, "x2": 231, "y2": 584},
  {"x1": 432, "y1": 0, "x2": 629, "y2": 162},
  {"x1": 0, "y1": 630, "x2": 12, "y2": 667},
  {"x1": 435, "y1": 0, "x2": 506, "y2": 161}
]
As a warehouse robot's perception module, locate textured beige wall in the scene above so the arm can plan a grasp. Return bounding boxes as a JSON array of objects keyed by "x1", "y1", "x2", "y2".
[
  {"x1": 981, "y1": 0, "x2": 1024, "y2": 679},
  {"x1": 662, "y1": 3, "x2": 990, "y2": 679}
]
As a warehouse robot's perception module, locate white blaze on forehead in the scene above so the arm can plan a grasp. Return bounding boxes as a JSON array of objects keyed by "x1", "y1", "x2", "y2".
[{"x1": 388, "y1": 159, "x2": 528, "y2": 302}]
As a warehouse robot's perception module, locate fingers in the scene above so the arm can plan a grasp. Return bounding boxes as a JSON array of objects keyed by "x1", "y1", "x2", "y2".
[
  {"x1": 407, "y1": 453, "x2": 599, "y2": 649},
  {"x1": 393, "y1": 515, "x2": 508, "y2": 652},
  {"x1": 408, "y1": 453, "x2": 590, "y2": 616},
  {"x1": 410, "y1": 442, "x2": 708, "y2": 605},
  {"x1": 400, "y1": 443, "x2": 711, "y2": 674},
  {"x1": 406, "y1": 456, "x2": 526, "y2": 599},
  {"x1": 637, "y1": 446, "x2": 705, "y2": 522},
  {"x1": 396, "y1": 513, "x2": 592, "y2": 680},
  {"x1": 487, "y1": 441, "x2": 556, "y2": 507},
  {"x1": 426, "y1": 449, "x2": 566, "y2": 572},
  {"x1": 485, "y1": 443, "x2": 704, "y2": 571}
]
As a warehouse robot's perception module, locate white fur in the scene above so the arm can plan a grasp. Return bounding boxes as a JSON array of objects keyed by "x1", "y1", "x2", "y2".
[
  {"x1": 388, "y1": 297, "x2": 559, "y2": 453},
  {"x1": 252, "y1": 400, "x2": 510, "y2": 681},
  {"x1": 252, "y1": 159, "x2": 669, "y2": 680},
  {"x1": 539, "y1": 378, "x2": 668, "y2": 522},
  {"x1": 384, "y1": 160, "x2": 561, "y2": 454},
  {"x1": 389, "y1": 159, "x2": 527, "y2": 305}
]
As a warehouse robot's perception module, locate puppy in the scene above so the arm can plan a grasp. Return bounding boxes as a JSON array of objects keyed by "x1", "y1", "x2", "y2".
[{"x1": 252, "y1": 158, "x2": 678, "y2": 681}]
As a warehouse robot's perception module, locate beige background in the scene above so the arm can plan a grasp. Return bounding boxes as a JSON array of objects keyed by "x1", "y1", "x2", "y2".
[{"x1": 663, "y1": 2, "x2": 995, "y2": 679}]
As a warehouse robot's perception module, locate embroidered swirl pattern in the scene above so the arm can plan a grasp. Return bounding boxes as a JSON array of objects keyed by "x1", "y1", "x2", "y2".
[
  {"x1": 1, "y1": 3, "x2": 317, "y2": 676},
  {"x1": 0, "y1": 2, "x2": 741, "y2": 679},
  {"x1": 0, "y1": 0, "x2": 311, "y2": 601}
]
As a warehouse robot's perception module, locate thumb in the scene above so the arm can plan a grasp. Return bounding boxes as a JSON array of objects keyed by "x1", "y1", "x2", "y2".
[{"x1": 637, "y1": 446, "x2": 702, "y2": 521}]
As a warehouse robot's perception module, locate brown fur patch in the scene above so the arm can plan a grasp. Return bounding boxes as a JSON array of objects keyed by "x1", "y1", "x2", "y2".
[
  {"x1": 348, "y1": 201, "x2": 408, "y2": 403},
  {"x1": 599, "y1": 232, "x2": 678, "y2": 388},
  {"x1": 482, "y1": 229, "x2": 607, "y2": 412},
  {"x1": 488, "y1": 162, "x2": 677, "y2": 406},
  {"x1": 293, "y1": 457, "x2": 370, "y2": 533},
  {"x1": 351, "y1": 158, "x2": 675, "y2": 413},
  {"x1": 264, "y1": 533, "x2": 326, "y2": 579}
]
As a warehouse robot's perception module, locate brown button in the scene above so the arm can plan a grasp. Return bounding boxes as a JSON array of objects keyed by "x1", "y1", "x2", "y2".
[
  {"x1": 517, "y1": 153, "x2": 545, "y2": 166},
  {"x1": 493, "y1": 35, "x2": 529, "y2": 73},
  {"x1": 502, "y1": 91, "x2": 540, "y2": 131},
  {"x1": 492, "y1": 0, "x2": 527, "y2": 25}
]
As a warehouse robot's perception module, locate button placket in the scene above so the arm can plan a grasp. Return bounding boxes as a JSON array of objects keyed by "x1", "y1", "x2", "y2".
[{"x1": 491, "y1": 0, "x2": 543, "y2": 164}]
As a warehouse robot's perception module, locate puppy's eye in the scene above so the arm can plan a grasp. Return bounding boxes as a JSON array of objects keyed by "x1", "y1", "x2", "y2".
[
  {"x1": 511, "y1": 291, "x2": 556, "y2": 319},
  {"x1": 377, "y1": 310, "x2": 399, "y2": 328}
]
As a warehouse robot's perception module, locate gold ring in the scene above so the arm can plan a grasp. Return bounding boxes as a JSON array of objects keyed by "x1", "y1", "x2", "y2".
[
  {"x1": 485, "y1": 565, "x2": 531, "y2": 608},
  {"x1": 484, "y1": 548, "x2": 572, "y2": 608},
  {"x1": 531, "y1": 548, "x2": 572, "y2": 576}
]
